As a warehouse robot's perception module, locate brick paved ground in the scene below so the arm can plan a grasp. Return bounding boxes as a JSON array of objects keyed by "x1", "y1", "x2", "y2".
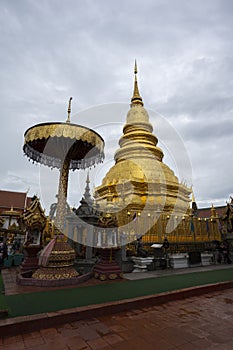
[{"x1": 1, "y1": 288, "x2": 233, "y2": 349}]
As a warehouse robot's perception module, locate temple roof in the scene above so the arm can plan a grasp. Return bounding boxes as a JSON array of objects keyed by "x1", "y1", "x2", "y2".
[
  {"x1": 0, "y1": 190, "x2": 32, "y2": 214},
  {"x1": 17, "y1": 196, "x2": 47, "y2": 234},
  {"x1": 197, "y1": 205, "x2": 229, "y2": 219}
]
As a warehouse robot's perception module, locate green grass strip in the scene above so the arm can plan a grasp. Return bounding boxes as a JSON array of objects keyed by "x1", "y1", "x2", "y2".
[
  {"x1": 0, "y1": 273, "x2": 8, "y2": 311},
  {"x1": 0, "y1": 274, "x2": 4, "y2": 293},
  {"x1": 4, "y1": 268, "x2": 233, "y2": 317}
]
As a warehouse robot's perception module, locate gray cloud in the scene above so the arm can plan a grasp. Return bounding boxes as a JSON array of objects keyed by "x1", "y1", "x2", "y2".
[{"x1": 0, "y1": 0, "x2": 232, "y2": 212}]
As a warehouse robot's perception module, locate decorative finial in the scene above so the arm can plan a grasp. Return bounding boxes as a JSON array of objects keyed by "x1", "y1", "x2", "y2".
[
  {"x1": 134, "y1": 59, "x2": 137, "y2": 75},
  {"x1": 86, "y1": 171, "x2": 90, "y2": 184},
  {"x1": 192, "y1": 190, "x2": 196, "y2": 203},
  {"x1": 191, "y1": 187, "x2": 198, "y2": 215},
  {"x1": 66, "y1": 97, "x2": 73, "y2": 123},
  {"x1": 83, "y1": 171, "x2": 92, "y2": 203},
  {"x1": 131, "y1": 60, "x2": 143, "y2": 106},
  {"x1": 211, "y1": 203, "x2": 217, "y2": 218}
]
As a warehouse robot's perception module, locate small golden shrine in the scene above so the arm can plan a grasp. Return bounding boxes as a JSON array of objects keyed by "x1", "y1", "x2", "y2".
[
  {"x1": 20, "y1": 196, "x2": 47, "y2": 245},
  {"x1": 93, "y1": 205, "x2": 123, "y2": 280},
  {"x1": 19, "y1": 196, "x2": 47, "y2": 271}
]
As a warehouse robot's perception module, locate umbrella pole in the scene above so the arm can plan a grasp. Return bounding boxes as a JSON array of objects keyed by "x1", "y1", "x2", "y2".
[{"x1": 55, "y1": 157, "x2": 70, "y2": 234}]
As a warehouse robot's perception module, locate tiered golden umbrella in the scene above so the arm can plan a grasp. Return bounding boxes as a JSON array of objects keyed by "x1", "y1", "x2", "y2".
[{"x1": 23, "y1": 98, "x2": 105, "y2": 281}]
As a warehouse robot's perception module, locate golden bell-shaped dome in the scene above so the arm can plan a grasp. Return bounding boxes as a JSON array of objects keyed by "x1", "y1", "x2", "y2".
[{"x1": 95, "y1": 62, "x2": 191, "y2": 218}]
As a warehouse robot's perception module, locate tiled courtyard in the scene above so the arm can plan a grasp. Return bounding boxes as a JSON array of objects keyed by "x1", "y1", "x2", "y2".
[{"x1": 1, "y1": 288, "x2": 233, "y2": 349}]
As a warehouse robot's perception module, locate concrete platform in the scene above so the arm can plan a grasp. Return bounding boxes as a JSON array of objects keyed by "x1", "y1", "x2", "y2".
[{"x1": 124, "y1": 262, "x2": 233, "y2": 280}]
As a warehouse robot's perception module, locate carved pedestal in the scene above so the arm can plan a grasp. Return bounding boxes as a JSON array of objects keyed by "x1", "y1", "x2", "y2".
[
  {"x1": 93, "y1": 248, "x2": 123, "y2": 281},
  {"x1": 201, "y1": 253, "x2": 214, "y2": 266},
  {"x1": 131, "y1": 256, "x2": 154, "y2": 272},
  {"x1": 169, "y1": 254, "x2": 189, "y2": 269},
  {"x1": 20, "y1": 245, "x2": 41, "y2": 272}
]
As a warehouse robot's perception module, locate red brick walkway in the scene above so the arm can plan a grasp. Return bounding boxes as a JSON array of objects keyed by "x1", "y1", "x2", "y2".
[{"x1": 1, "y1": 288, "x2": 233, "y2": 349}]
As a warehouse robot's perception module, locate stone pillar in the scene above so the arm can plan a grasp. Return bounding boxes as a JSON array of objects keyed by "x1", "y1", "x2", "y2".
[
  {"x1": 67, "y1": 222, "x2": 74, "y2": 241},
  {"x1": 97, "y1": 231, "x2": 102, "y2": 247},
  {"x1": 75, "y1": 225, "x2": 83, "y2": 255},
  {"x1": 112, "y1": 231, "x2": 117, "y2": 246},
  {"x1": 85, "y1": 225, "x2": 93, "y2": 259},
  {"x1": 120, "y1": 233, "x2": 127, "y2": 261},
  {"x1": 107, "y1": 230, "x2": 113, "y2": 246}
]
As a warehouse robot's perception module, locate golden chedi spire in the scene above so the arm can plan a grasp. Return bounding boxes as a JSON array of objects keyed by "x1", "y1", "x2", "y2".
[
  {"x1": 115, "y1": 61, "x2": 163, "y2": 164},
  {"x1": 131, "y1": 60, "x2": 143, "y2": 106},
  {"x1": 95, "y1": 62, "x2": 191, "y2": 217}
]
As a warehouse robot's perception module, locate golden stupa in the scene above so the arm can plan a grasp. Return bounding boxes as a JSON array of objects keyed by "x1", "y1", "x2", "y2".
[{"x1": 95, "y1": 62, "x2": 191, "y2": 238}]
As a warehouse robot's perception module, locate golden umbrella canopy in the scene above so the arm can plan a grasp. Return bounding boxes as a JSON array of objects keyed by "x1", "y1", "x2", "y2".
[
  {"x1": 23, "y1": 123, "x2": 104, "y2": 170},
  {"x1": 23, "y1": 98, "x2": 105, "y2": 232}
]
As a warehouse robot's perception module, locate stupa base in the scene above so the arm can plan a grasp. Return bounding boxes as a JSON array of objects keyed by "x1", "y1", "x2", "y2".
[
  {"x1": 32, "y1": 265, "x2": 79, "y2": 280},
  {"x1": 32, "y1": 238, "x2": 78, "y2": 281},
  {"x1": 17, "y1": 269, "x2": 92, "y2": 287}
]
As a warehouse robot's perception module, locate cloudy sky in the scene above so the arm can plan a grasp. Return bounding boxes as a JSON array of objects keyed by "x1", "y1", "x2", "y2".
[{"x1": 0, "y1": 0, "x2": 232, "y2": 213}]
